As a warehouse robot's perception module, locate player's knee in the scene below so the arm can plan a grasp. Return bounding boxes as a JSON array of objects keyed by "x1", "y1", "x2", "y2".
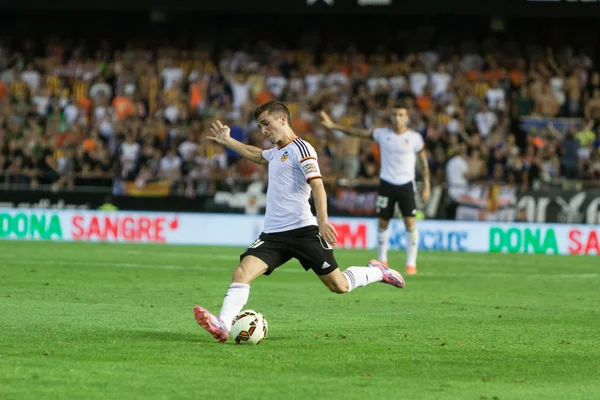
[
  {"x1": 232, "y1": 264, "x2": 253, "y2": 284},
  {"x1": 232, "y1": 258, "x2": 268, "y2": 284}
]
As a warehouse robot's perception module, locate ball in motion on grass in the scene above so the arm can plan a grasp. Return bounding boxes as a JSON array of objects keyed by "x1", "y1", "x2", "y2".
[{"x1": 230, "y1": 310, "x2": 268, "y2": 345}]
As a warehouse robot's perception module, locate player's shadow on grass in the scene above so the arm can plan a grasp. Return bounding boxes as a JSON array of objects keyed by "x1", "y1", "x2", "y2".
[
  {"x1": 107, "y1": 329, "x2": 200, "y2": 342},
  {"x1": 99, "y1": 329, "x2": 293, "y2": 343}
]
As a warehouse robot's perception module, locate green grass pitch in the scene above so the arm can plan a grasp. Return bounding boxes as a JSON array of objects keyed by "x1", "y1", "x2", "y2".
[{"x1": 1, "y1": 241, "x2": 599, "y2": 400}]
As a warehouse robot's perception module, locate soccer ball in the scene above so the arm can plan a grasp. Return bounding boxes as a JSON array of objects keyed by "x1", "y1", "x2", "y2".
[{"x1": 230, "y1": 310, "x2": 268, "y2": 345}]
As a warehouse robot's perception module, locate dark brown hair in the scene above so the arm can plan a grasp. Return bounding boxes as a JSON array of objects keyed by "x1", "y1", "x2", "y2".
[
  {"x1": 252, "y1": 101, "x2": 292, "y2": 125},
  {"x1": 391, "y1": 100, "x2": 408, "y2": 110}
]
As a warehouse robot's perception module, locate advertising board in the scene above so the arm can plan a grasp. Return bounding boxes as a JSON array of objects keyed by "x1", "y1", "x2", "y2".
[{"x1": 1, "y1": 209, "x2": 598, "y2": 256}]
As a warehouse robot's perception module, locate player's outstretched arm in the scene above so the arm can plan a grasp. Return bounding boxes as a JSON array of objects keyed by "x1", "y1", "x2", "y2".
[
  {"x1": 320, "y1": 111, "x2": 372, "y2": 139},
  {"x1": 208, "y1": 120, "x2": 267, "y2": 165},
  {"x1": 309, "y1": 178, "x2": 338, "y2": 246}
]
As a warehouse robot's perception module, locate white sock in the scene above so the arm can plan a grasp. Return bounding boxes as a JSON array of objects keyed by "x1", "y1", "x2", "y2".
[
  {"x1": 406, "y1": 228, "x2": 419, "y2": 267},
  {"x1": 342, "y1": 267, "x2": 384, "y2": 292},
  {"x1": 377, "y1": 227, "x2": 390, "y2": 262},
  {"x1": 218, "y1": 283, "x2": 250, "y2": 331}
]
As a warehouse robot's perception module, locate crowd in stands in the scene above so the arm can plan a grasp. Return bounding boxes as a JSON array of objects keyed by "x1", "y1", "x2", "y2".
[{"x1": 1, "y1": 16, "x2": 600, "y2": 196}]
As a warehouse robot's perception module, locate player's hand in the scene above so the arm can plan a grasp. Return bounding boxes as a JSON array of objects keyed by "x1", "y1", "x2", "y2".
[
  {"x1": 319, "y1": 111, "x2": 337, "y2": 130},
  {"x1": 318, "y1": 220, "x2": 338, "y2": 247},
  {"x1": 422, "y1": 184, "x2": 431, "y2": 203},
  {"x1": 208, "y1": 120, "x2": 231, "y2": 145}
]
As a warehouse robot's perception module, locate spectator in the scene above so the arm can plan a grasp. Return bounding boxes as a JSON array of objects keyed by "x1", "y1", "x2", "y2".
[
  {"x1": 561, "y1": 131, "x2": 580, "y2": 179},
  {"x1": 468, "y1": 148, "x2": 487, "y2": 179},
  {"x1": 475, "y1": 103, "x2": 497, "y2": 138},
  {"x1": 120, "y1": 135, "x2": 140, "y2": 179},
  {"x1": 445, "y1": 143, "x2": 472, "y2": 219},
  {"x1": 565, "y1": 68, "x2": 582, "y2": 117},
  {"x1": 585, "y1": 89, "x2": 600, "y2": 122},
  {"x1": 534, "y1": 85, "x2": 559, "y2": 117},
  {"x1": 512, "y1": 85, "x2": 534, "y2": 119},
  {"x1": 159, "y1": 148, "x2": 182, "y2": 182},
  {"x1": 485, "y1": 80, "x2": 506, "y2": 112}
]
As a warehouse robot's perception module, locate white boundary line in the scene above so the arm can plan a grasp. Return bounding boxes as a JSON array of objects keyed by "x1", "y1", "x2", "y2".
[{"x1": 2, "y1": 259, "x2": 597, "y2": 278}]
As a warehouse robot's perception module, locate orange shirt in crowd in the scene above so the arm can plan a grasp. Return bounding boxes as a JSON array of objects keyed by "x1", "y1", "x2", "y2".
[
  {"x1": 292, "y1": 118, "x2": 311, "y2": 135},
  {"x1": 112, "y1": 96, "x2": 134, "y2": 120},
  {"x1": 483, "y1": 69, "x2": 502, "y2": 81},
  {"x1": 256, "y1": 90, "x2": 274, "y2": 105},
  {"x1": 416, "y1": 95, "x2": 432, "y2": 113},
  {"x1": 371, "y1": 142, "x2": 381, "y2": 166},
  {"x1": 466, "y1": 70, "x2": 479, "y2": 82},
  {"x1": 354, "y1": 63, "x2": 369, "y2": 77},
  {"x1": 532, "y1": 137, "x2": 547, "y2": 148},
  {"x1": 56, "y1": 130, "x2": 84, "y2": 147},
  {"x1": 78, "y1": 96, "x2": 93, "y2": 115},
  {"x1": 510, "y1": 70, "x2": 524, "y2": 86},
  {"x1": 189, "y1": 81, "x2": 206, "y2": 109},
  {"x1": 82, "y1": 138, "x2": 97, "y2": 152}
]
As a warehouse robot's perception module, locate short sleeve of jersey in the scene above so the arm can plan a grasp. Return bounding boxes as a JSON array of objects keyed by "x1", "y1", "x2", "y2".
[
  {"x1": 372, "y1": 128, "x2": 385, "y2": 143},
  {"x1": 293, "y1": 140, "x2": 322, "y2": 182},
  {"x1": 414, "y1": 133, "x2": 425, "y2": 153},
  {"x1": 261, "y1": 147, "x2": 276, "y2": 162}
]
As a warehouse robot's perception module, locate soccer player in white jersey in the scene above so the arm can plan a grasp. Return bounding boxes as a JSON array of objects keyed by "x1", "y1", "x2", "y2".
[
  {"x1": 194, "y1": 101, "x2": 406, "y2": 343},
  {"x1": 320, "y1": 103, "x2": 430, "y2": 275}
]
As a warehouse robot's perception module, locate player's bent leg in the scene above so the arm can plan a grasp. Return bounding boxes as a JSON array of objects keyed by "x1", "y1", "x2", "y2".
[
  {"x1": 320, "y1": 262, "x2": 404, "y2": 293},
  {"x1": 377, "y1": 217, "x2": 391, "y2": 266},
  {"x1": 403, "y1": 216, "x2": 419, "y2": 275},
  {"x1": 194, "y1": 256, "x2": 269, "y2": 342}
]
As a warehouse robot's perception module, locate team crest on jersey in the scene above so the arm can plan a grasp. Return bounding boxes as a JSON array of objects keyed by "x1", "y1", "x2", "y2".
[
  {"x1": 404, "y1": 138, "x2": 409, "y2": 146},
  {"x1": 281, "y1": 151, "x2": 289, "y2": 162}
]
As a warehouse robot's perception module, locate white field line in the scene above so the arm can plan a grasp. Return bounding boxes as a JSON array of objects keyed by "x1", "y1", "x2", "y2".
[
  {"x1": 122, "y1": 250, "x2": 597, "y2": 266},
  {"x1": 2, "y1": 259, "x2": 244, "y2": 272},
  {"x1": 2, "y1": 258, "x2": 597, "y2": 279}
]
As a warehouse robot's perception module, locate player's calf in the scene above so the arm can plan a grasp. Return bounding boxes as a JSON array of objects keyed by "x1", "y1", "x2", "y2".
[{"x1": 319, "y1": 269, "x2": 349, "y2": 293}]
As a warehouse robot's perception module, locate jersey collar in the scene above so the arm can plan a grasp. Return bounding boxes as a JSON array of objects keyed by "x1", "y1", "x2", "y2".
[{"x1": 278, "y1": 136, "x2": 299, "y2": 149}]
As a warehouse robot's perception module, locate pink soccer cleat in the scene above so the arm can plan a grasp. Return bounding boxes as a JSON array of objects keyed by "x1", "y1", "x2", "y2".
[
  {"x1": 193, "y1": 306, "x2": 229, "y2": 343},
  {"x1": 368, "y1": 259, "x2": 406, "y2": 288}
]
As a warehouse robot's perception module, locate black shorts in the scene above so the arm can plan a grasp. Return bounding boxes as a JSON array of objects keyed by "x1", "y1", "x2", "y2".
[
  {"x1": 240, "y1": 225, "x2": 339, "y2": 276},
  {"x1": 376, "y1": 179, "x2": 417, "y2": 220}
]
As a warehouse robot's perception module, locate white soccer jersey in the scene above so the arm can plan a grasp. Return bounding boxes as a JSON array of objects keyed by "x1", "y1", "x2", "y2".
[
  {"x1": 372, "y1": 127, "x2": 424, "y2": 186},
  {"x1": 261, "y1": 137, "x2": 322, "y2": 233}
]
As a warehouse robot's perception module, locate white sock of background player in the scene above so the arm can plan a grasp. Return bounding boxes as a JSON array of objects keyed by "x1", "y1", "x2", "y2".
[
  {"x1": 377, "y1": 227, "x2": 390, "y2": 262},
  {"x1": 406, "y1": 228, "x2": 419, "y2": 267},
  {"x1": 218, "y1": 283, "x2": 250, "y2": 331},
  {"x1": 342, "y1": 267, "x2": 384, "y2": 292}
]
